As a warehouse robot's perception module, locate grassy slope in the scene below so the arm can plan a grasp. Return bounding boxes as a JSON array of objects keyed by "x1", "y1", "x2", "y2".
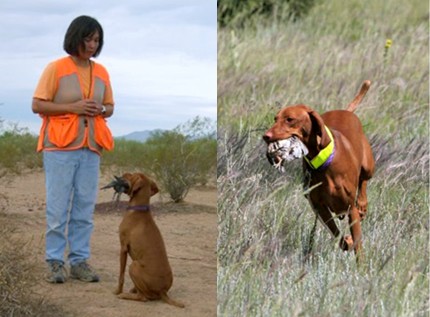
[{"x1": 217, "y1": 0, "x2": 429, "y2": 316}]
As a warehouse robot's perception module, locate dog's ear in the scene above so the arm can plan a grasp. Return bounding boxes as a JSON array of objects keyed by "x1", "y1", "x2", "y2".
[
  {"x1": 122, "y1": 172, "x2": 132, "y2": 179},
  {"x1": 149, "y1": 179, "x2": 159, "y2": 196},
  {"x1": 307, "y1": 110, "x2": 331, "y2": 150},
  {"x1": 128, "y1": 174, "x2": 146, "y2": 198}
]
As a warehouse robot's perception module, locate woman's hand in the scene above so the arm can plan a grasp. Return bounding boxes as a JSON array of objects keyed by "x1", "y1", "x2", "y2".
[
  {"x1": 32, "y1": 98, "x2": 109, "y2": 117},
  {"x1": 73, "y1": 99, "x2": 103, "y2": 116}
]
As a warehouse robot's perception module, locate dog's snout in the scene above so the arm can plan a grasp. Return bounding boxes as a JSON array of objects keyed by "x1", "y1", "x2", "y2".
[{"x1": 263, "y1": 132, "x2": 272, "y2": 144}]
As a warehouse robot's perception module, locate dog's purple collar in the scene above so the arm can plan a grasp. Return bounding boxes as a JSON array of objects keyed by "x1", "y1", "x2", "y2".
[
  {"x1": 127, "y1": 205, "x2": 151, "y2": 212},
  {"x1": 319, "y1": 146, "x2": 335, "y2": 170}
]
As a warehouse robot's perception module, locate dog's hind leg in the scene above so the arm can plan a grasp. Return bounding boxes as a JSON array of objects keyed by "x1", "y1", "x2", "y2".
[{"x1": 357, "y1": 141, "x2": 374, "y2": 220}]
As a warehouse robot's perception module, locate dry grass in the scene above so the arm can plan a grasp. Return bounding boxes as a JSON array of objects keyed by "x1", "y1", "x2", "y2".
[
  {"x1": 0, "y1": 211, "x2": 72, "y2": 317},
  {"x1": 217, "y1": 0, "x2": 429, "y2": 316}
]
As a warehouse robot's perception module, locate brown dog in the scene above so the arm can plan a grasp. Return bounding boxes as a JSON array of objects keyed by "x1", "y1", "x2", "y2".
[
  {"x1": 263, "y1": 81, "x2": 375, "y2": 261},
  {"x1": 105, "y1": 173, "x2": 184, "y2": 307}
]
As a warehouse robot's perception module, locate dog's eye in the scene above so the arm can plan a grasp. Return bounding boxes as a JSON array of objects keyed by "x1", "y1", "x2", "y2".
[{"x1": 285, "y1": 117, "x2": 295, "y2": 123}]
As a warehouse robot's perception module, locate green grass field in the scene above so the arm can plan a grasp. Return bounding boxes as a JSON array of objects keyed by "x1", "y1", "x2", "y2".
[{"x1": 217, "y1": 0, "x2": 429, "y2": 316}]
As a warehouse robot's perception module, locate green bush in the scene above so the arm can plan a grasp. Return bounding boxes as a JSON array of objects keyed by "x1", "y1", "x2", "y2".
[
  {"x1": 101, "y1": 138, "x2": 149, "y2": 171},
  {"x1": 145, "y1": 130, "x2": 216, "y2": 202},
  {"x1": 217, "y1": 0, "x2": 318, "y2": 28},
  {"x1": 0, "y1": 127, "x2": 41, "y2": 174}
]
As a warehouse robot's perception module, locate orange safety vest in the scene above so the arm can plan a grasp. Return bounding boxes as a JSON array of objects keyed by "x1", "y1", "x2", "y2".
[{"x1": 36, "y1": 56, "x2": 114, "y2": 154}]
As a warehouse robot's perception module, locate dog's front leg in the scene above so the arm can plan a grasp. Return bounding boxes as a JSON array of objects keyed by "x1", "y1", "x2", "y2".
[
  {"x1": 311, "y1": 204, "x2": 341, "y2": 238},
  {"x1": 114, "y1": 245, "x2": 128, "y2": 295},
  {"x1": 356, "y1": 179, "x2": 369, "y2": 220},
  {"x1": 348, "y1": 206, "x2": 363, "y2": 263}
]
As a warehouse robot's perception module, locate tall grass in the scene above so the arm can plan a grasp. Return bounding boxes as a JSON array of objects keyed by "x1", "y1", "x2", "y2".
[{"x1": 217, "y1": 0, "x2": 429, "y2": 316}]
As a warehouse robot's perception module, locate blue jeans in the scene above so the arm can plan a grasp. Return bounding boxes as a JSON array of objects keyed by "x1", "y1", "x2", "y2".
[{"x1": 43, "y1": 149, "x2": 100, "y2": 266}]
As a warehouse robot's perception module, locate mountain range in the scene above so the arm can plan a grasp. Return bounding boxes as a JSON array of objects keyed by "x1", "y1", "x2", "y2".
[
  {"x1": 118, "y1": 128, "x2": 216, "y2": 142},
  {"x1": 117, "y1": 129, "x2": 164, "y2": 142}
]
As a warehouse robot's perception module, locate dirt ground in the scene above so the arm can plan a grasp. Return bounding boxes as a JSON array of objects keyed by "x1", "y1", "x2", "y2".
[{"x1": 0, "y1": 170, "x2": 217, "y2": 317}]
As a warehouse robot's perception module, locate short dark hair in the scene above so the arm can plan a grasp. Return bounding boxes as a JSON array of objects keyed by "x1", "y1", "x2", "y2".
[{"x1": 63, "y1": 15, "x2": 104, "y2": 58}]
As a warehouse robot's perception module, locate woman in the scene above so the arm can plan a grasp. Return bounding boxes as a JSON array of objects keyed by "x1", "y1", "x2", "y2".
[{"x1": 32, "y1": 15, "x2": 114, "y2": 283}]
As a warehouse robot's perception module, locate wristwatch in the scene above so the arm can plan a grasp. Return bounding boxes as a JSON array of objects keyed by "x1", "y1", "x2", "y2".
[{"x1": 101, "y1": 105, "x2": 107, "y2": 115}]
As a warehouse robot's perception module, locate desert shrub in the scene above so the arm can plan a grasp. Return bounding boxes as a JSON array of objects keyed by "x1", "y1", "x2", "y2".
[
  {"x1": 0, "y1": 212, "x2": 71, "y2": 317},
  {"x1": 101, "y1": 138, "x2": 149, "y2": 171},
  {"x1": 145, "y1": 131, "x2": 193, "y2": 202},
  {"x1": 145, "y1": 129, "x2": 216, "y2": 202},
  {"x1": 175, "y1": 116, "x2": 217, "y2": 186},
  {"x1": 189, "y1": 137, "x2": 217, "y2": 186},
  {"x1": 0, "y1": 126, "x2": 42, "y2": 175}
]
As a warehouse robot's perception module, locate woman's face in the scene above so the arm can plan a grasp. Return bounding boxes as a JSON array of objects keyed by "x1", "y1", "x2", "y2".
[{"x1": 79, "y1": 30, "x2": 100, "y2": 59}]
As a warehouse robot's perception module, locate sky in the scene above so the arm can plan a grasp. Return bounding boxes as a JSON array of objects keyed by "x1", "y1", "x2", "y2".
[{"x1": 0, "y1": 0, "x2": 216, "y2": 136}]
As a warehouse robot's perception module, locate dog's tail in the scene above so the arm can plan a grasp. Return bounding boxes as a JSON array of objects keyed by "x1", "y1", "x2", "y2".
[
  {"x1": 160, "y1": 293, "x2": 185, "y2": 308},
  {"x1": 346, "y1": 80, "x2": 371, "y2": 112}
]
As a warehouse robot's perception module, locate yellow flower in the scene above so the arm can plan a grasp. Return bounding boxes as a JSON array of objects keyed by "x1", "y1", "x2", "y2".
[{"x1": 385, "y1": 39, "x2": 392, "y2": 49}]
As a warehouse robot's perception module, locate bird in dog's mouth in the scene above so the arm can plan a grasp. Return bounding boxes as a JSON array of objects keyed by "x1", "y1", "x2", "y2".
[
  {"x1": 101, "y1": 176, "x2": 130, "y2": 201},
  {"x1": 266, "y1": 136, "x2": 308, "y2": 173}
]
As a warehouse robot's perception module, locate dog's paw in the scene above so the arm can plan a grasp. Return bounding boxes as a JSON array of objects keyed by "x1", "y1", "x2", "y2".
[
  {"x1": 356, "y1": 198, "x2": 368, "y2": 220},
  {"x1": 117, "y1": 292, "x2": 148, "y2": 301},
  {"x1": 113, "y1": 288, "x2": 122, "y2": 295},
  {"x1": 357, "y1": 204, "x2": 368, "y2": 220},
  {"x1": 339, "y1": 235, "x2": 353, "y2": 251},
  {"x1": 358, "y1": 209, "x2": 367, "y2": 221}
]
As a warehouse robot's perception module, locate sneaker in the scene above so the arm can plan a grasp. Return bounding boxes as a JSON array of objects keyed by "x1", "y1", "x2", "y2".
[
  {"x1": 46, "y1": 261, "x2": 67, "y2": 283},
  {"x1": 70, "y1": 261, "x2": 100, "y2": 282}
]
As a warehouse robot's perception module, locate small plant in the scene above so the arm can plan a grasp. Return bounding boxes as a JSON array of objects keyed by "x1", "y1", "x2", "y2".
[{"x1": 384, "y1": 38, "x2": 393, "y2": 61}]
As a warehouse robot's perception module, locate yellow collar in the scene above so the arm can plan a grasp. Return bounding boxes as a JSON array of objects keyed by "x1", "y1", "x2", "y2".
[{"x1": 304, "y1": 126, "x2": 335, "y2": 170}]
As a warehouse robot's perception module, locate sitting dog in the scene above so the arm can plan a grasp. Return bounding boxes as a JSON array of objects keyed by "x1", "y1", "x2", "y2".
[
  {"x1": 263, "y1": 81, "x2": 375, "y2": 261},
  {"x1": 102, "y1": 173, "x2": 185, "y2": 307}
]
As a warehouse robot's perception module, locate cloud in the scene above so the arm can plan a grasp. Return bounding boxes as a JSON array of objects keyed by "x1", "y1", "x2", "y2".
[
  {"x1": 0, "y1": 0, "x2": 216, "y2": 136},
  {"x1": 111, "y1": 94, "x2": 216, "y2": 135}
]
